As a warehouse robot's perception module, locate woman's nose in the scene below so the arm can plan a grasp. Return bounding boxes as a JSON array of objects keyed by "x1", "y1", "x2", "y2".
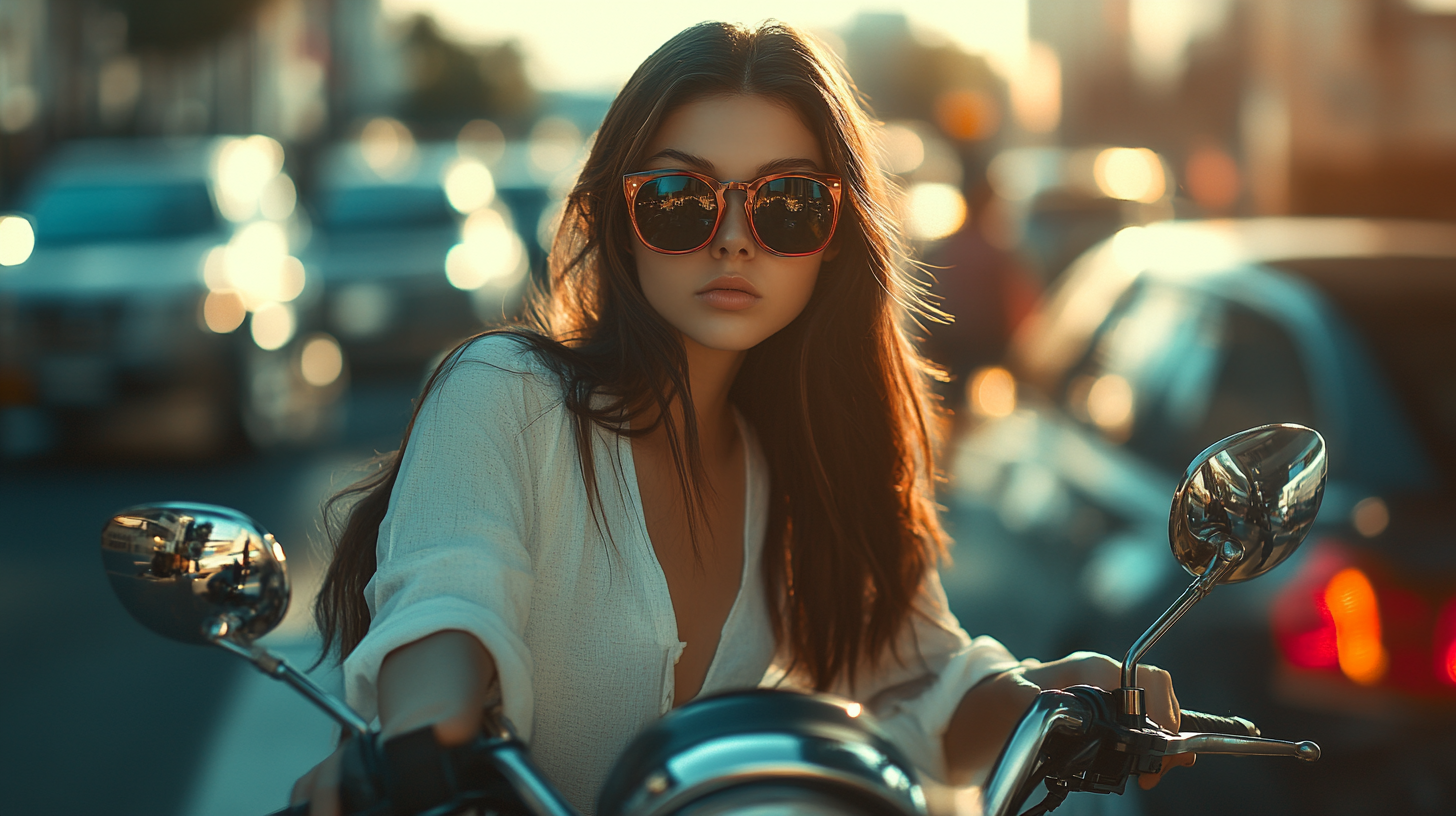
[{"x1": 711, "y1": 191, "x2": 756, "y2": 259}]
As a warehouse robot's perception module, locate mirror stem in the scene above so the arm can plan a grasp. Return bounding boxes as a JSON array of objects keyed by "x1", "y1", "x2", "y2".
[
  {"x1": 208, "y1": 618, "x2": 371, "y2": 738},
  {"x1": 1119, "y1": 549, "x2": 1239, "y2": 722}
]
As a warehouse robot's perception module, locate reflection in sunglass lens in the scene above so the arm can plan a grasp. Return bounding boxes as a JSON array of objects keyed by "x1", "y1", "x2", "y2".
[
  {"x1": 634, "y1": 175, "x2": 718, "y2": 252},
  {"x1": 751, "y1": 177, "x2": 835, "y2": 255}
]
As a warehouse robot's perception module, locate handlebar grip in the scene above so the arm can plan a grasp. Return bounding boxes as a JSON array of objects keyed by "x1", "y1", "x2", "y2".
[
  {"x1": 266, "y1": 803, "x2": 310, "y2": 816},
  {"x1": 1179, "y1": 709, "x2": 1260, "y2": 737}
]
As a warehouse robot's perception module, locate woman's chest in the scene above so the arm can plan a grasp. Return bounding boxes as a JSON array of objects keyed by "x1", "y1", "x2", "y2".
[{"x1": 630, "y1": 433, "x2": 747, "y2": 701}]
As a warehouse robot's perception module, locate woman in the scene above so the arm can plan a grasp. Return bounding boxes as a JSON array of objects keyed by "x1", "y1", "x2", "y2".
[{"x1": 293, "y1": 21, "x2": 1184, "y2": 815}]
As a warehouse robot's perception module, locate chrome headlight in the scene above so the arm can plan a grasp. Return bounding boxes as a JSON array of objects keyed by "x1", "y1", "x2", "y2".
[{"x1": 598, "y1": 690, "x2": 927, "y2": 816}]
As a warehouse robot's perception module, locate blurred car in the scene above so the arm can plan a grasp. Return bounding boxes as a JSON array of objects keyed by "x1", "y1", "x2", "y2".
[
  {"x1": 307, "y1": 128, "x2": 533, "y2": 379},
  {"x1": 0, "y1": 137, "x2": 345, "y2": 459},
  {"x1": 947, "y1": 219, "x2": 1456, "y2": 814}
]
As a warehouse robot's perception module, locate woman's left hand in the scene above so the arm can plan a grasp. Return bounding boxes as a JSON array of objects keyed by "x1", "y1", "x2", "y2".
[{"x1": 1021, "y1": 651, "x2": 1195, "y2": 790}]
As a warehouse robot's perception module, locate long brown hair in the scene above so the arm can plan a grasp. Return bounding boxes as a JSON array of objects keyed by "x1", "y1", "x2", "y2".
[{"x1": 315, "y1": 20, "x2": 949, "y2": 692}]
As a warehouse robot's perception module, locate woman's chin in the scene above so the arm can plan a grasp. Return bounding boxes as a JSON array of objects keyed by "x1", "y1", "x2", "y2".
[{"x1": 680, "y1": 326, "x2": 778, "y2": 354}]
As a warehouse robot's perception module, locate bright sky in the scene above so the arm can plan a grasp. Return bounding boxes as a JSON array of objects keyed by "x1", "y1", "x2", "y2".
[{"x1": 380, "y1": 0, "x2": 1028, "y2": 93}]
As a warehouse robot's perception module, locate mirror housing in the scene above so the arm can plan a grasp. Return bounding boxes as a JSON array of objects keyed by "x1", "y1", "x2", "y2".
[
  {"x1": 101, "y1": 502, "x2": 370, "y2": 736},
  {"x1": 101, "y1": 503, "x2": 289, "y2": 646},
  {"x1": 1119, "y1": 424, "x2": 1327, "y2": 718},
  {"x1": 1170, "y1": 424, "x2": 1327, "y2": 584}
]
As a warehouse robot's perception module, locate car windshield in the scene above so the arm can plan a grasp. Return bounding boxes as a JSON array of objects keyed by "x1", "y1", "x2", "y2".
[
  {"x1": 1268, "y1": 257, "x2": 1456, "y2": 476},
  {"x1": 1051, "y1": 280, "x2": 1319, "y2": 474},
  {"x1": 27, "y1": 182, "x2": 219, "y2": 244},
  {"x1": 320, "y1": 185, "x2": 454, "y2": 231}
]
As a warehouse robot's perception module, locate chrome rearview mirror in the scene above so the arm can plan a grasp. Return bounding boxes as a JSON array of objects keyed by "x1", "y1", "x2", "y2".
[
  {"x1": 101, "y1": 503, "x2": 289, "y2": 645},
  {"x1": 102, "y1": 503, "x2": 368, "y2": 736},
  {"x1": 1170, "y1": 424, "x2": 1326, "y2": 584},
  {"x1": 1118, "y1": 424, "x2": 1327, "y2": 722}
]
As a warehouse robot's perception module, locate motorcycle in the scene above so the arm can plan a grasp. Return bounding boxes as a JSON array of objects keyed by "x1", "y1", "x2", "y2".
[{"x1": 100, "y1": 423, "x2": 1327, "y2": 816}]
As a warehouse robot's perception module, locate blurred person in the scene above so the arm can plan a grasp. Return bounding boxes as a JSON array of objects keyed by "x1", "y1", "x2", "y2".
[
  {"x1": 921, "y1": 183, "x2": 1041, "y2": 410},
  {"x1": 291, "y1": 21, "x2": 1187, "y2": 815}
]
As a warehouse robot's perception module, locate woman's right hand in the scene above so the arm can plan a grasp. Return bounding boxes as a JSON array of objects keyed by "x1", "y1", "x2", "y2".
[
  {"x1": 289, "y1": 741, "x2": 347, "y2": 816},
  {"x1": 288, "y1": 630, "x2": 498, "y2": 816}
]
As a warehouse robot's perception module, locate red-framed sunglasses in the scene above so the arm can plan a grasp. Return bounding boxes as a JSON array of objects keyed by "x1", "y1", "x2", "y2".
[{"x1": 622, "y1": 169, "x2": 843, "y2": 257}]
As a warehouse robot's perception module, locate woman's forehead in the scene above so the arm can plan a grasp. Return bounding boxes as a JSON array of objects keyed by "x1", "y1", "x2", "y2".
[{"x1": 643, "y1": 94, "x2": 824, "y2": 177}]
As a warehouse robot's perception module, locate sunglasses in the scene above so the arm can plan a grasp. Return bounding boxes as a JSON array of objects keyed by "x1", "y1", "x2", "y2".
[{"x1": 623, "y1": 169, "x2": 843, "y2": 257}]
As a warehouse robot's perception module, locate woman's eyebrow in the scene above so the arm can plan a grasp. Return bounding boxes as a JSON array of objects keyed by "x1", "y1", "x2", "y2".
[
  {"x1": 644, "y1": 149, "x2": 715, "y2": 171},
  {"x1": 643, "y1": 149, "x2": 824, "y2": 176},
  {"x1": 756, "y1": 157, "x2": 823, "y2": 175}
]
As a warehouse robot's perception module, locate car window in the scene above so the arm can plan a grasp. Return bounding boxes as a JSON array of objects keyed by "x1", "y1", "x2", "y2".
[
  {"x1": 28, "y1": 182, "x2": 218, "y2": 244},
  {"x1": 1268, "y1": 257, "x2": 1456, "y2": 477},
  {"x1": 1057, "y1": 281, "x2": 1318, "y2": 472},
  {"x1": 321, "y1": 185, "x2": 454, "y2": 230}
]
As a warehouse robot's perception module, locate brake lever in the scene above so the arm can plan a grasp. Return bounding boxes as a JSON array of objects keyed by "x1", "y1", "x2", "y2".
[{"x1": 1150, "y1": 731, "x2": 1321, "y2": 761}]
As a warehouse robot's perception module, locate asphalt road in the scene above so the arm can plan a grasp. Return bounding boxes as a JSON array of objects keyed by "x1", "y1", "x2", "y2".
[{"x1": 0, "y1": 379, "x2": 419, "y2": 816}]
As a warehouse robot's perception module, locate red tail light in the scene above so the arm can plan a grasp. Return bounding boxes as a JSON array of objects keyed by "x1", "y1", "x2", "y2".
[
  {"x1": 1272, "y1": 540, "x2": 1456, "y2": 698},
  {"x1": 1436, "y1": 598, "x2": 1456, "y2": 687},
  {"x1": 1271, "y1": 546, "x2": 1341, "y2": 670},
  {"x1": 1324, "y1": 567, "x2": 1388, "y2": 685}
]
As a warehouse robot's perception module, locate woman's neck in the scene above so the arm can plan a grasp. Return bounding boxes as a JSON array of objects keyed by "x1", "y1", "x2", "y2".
[{"x1": 647, "y1": 335, "x2": 744, "y2": 459}]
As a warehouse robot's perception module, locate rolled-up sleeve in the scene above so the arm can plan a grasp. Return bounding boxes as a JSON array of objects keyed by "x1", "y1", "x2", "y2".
[
  {"x1": 342, "y1": 337, "x2": 550, "y2": 742},
  {"x1": 837, "y1": 569, "x2": 1021, "y2": 786}
]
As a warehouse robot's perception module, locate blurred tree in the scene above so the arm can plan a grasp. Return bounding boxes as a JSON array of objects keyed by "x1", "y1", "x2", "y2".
[
  {"x1": 843, "y1": 14, "x2": 1005, "y2": 144},
  {"x1": 103, "y1": 0, "x2": 268, "y2": 52},
  {"x1": 398, "y1": 15, "x2": 537, "y2": 132}
]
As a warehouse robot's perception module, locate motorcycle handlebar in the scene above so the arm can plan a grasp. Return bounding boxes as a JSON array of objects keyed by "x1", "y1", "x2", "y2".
[
  {"x1": 1179, "y1": 709, "x2": 1260, "y2": 737},
  {"x1": 276, "y1": 709, "x2": 1276, "y2": 816}
]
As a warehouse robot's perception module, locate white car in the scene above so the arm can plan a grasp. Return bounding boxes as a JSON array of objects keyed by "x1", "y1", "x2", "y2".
[{"x1": 0, "y1": 137, "x2": 345, "y2": 459}]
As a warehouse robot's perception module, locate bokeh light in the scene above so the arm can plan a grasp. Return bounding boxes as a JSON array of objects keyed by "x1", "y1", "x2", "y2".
[
  {"x1": 905, "y1": 183, "x2": 968, "y2": 241},
  {"x1": 361, "y1": 117, "x2": 417, "y2": 178},
  {"x1": 1352, "y1": 497, "x2": 1390, "y2": 538},
  {"x1": 1185, "y1": 145, "x2": 1241, "y2": 212},
  {"x1": 458, "y1": 119, "x2": 506, "y2": 165},
  {"x1": 214, "y1": 135, "x2": 286, "y2": 221},
  {"x1": 0, "y1": 215, "x2": 36, "y2": 266},
  {"x1": 202, "y1": 290, "x2": 247, "y2": 334},
  {"x1": 212, "y1": 221, "x2": 305, "y2": 308},
  {"x1": 446, "y1": 208, "x2": 526, "y2": 290},
  {"x1": 880, "y1": 123, "x2": 926, "y2": 175},
  {"x1": 969, "y1": 366, "x2": 1017, "y2": 418},
  {"x1": 1093, "y1": 147, "x2": 1166, "y2": 203},
  {"x1": 1009, "y1": 41, "x2": 1061, "y2": 134},
  {"x1": 259, "y1": 173, "x2": 298, "y2": 220},
  {"x1": 935, "y1": 89, "x2": 1001, "y2": 141},
  {"x1": 443, "y1": 157, "x2": 497, "y2": 213},
  {"x1": 299, "y1": 334, "x2": 345, "y2": 387},
  {"x1": 1086, "y1": 374, "x2": 1134, "y2": 435},
  {"x1": 250, "y1": 302, "x2": 297, "y2": 351}
]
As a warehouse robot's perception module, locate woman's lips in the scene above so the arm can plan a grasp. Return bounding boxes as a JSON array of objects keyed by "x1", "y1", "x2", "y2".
[
  {"x1": 696, "y1": 277, "x2": 761, "y2": 310},
  {"x1": 696, "y1": 288, "x2": 760, "y2": 310}
]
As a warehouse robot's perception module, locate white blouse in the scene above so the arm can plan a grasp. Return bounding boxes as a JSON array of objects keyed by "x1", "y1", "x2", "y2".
[{"x1": 343, "y1": 335, "x2": 1019, "y2": 813}]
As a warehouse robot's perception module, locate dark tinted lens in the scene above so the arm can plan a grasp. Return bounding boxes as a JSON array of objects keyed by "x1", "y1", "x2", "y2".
[
  {"x1": 633, "y1": 175, "x2": 718, "y2": 252},
  {"x1": 750, "y1": 177, "x2": 835, "y2": 254}
]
